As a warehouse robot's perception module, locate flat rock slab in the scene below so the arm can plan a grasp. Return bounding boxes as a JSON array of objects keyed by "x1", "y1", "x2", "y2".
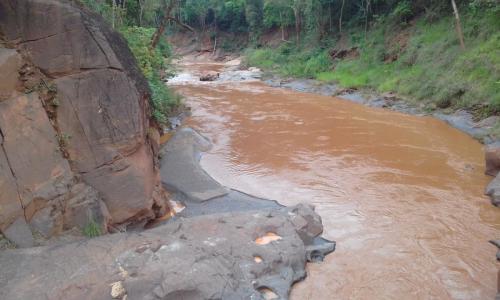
[
  {"x1": 0, "y1": 206, "x2": 323, "y2": 300},
  {"x1": 176, "y1": 189, "x2": 282, "y2": 218},
  {"x1": 160, "y1": 128, "x2": 228, "y2": 202}
]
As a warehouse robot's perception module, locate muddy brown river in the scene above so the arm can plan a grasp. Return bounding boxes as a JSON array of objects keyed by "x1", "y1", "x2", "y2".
[{"x1": 169, "y1": 59, "x2": 500, "y2": 299}]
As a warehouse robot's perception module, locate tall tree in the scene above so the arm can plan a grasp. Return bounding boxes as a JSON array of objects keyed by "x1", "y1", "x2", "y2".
[
  {"x1": 245, "y1": 0, "x2": 264, "y2": 42},
  {"x1": 451, "y1": 0, "x2": 465, "y2": 49},
  {"x1": 339, "y1": 0, "x2": 345, "y2": 33},
  {"x1": 150, "y1": 0, "x2": 194, "y2": 49},
  {"x1": 292, "y1": 0, "x2": 304, "y2": 44}
]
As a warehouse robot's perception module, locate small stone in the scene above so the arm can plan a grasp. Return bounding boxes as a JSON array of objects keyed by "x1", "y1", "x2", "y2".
[
  {"x1": 258, "y1": 287, "x2": 279, "y2": 300},
  {"x1": 255, "y1": 232, "x2": 282, "y2": 245},
  {"x1": 199, "y1": 71, "x2": 219, "y2": 81},
  {"x1": 254, "y1": 256, "x2": 263, "y2": 263},
  {"x1": 110, "y1": 281, "x2": 126, "y2": 299}
]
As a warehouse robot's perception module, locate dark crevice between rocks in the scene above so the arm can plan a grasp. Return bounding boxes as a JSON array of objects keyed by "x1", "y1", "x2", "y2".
[
  {"x1": 42, "y1": 66, "x2": 125, "y2": 79},
  {"x1": 15, "y1": 49, "x2": 74, "y2": 162},
  {"x1": 17, "y1": 28, "x2": 78, "y2": 44}
]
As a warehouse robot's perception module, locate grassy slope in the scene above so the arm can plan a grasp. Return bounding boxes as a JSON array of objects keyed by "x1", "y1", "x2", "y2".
[{"x1": 245, "y1": 10, "x2": 500, "y2": 119}]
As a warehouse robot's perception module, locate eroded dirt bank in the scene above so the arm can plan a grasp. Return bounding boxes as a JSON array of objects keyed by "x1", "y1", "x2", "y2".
[{"x1": 168, "y1": 56, "x2": 500, "y2": 299}]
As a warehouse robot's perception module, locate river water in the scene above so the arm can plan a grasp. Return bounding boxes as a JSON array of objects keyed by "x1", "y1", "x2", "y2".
[{"x1": 168, "y1": 59, "x2": 500, "y2": 300}]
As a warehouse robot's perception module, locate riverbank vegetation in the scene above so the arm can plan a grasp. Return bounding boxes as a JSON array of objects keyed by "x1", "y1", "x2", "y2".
[
  {"x1": 81, "y1": 0, "x2": 181, "y2": 125},
  {"x1": 171, "y1": 0, "x2": 499, "y2": 118},
  {"x1": 81, "y1": 0, "x2": 499, "y2": 119},
  {"x1": 245, "y1": 3, "x2": 499, "y2": 117}
]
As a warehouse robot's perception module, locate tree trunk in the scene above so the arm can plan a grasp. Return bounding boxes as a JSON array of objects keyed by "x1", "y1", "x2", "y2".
[
  {"x1": 112, "y1": 0, "x2": 116, "y2": 28},
  {"x1": 293, "y1": 7, "x2": 300, "y2": 45},
  {"x1": 150, "y1": 1, "x2": 194, "y2": 50},
  {"x1": 139, "y1": 0, "x2": 143, "y2": 26},
  {"x1": 364, "y1": 0, "x2": 370, "y2": 40},
  {"x1": 451, "y1": 0, "x2": 465, "y2": 50},
  {"x1": 329, "y1": 2, "x2": 332, "y2": 32},
  {"x1": 339, "y1": 0, "x2": 345, "y2": 33},
  {"x1": 280, "y1": 11, "x2": 286, "y2": 41}
]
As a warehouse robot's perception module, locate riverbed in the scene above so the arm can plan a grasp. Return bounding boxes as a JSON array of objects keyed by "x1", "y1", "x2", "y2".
[{"x1": 168, "y1": 58, "x2": 500, "y2": 300}]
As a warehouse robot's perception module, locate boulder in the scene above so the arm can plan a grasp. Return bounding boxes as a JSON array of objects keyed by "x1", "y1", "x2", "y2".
[
  {"x1": 289, "y1": 203, "x2": 324, "y2": 245},
  {"x1": 199, "y1": 70, "x2": 219, "y2": 81},
  {"x1": 485, "y1": 142, "x2": 500, "y2": 176},
  {"x1": 0, "y1": 0, "x2": 169, "y2": 228},
  {"x1": 485, "y1": 173, "x2": 500, "y2": 206}
]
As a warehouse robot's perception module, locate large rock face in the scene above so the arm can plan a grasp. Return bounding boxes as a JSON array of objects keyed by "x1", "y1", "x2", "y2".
[{"x1": 0, "y1": 0, "x2": 167, "y2": 246}]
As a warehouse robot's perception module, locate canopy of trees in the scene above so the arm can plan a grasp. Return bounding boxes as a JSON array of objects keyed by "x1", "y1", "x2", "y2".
[{"x1": 85, "y1": 0, "x2": 497, "y2": 47}]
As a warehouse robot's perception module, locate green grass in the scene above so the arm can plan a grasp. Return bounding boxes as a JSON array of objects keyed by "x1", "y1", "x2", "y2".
[
  {"x1": 82, "y1": 218, "x2": 102, "y2": 238},
  {"x1": 245, "y1": 43, "x2": 332, "y2": 78},
  {"x1": 245, "y1": 9, "x2": 500, "y2": 118}
]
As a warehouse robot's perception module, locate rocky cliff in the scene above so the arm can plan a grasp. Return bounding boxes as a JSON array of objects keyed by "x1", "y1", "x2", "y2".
[{"x1": 0, "y1": 0, "x2": 168, "y2": 247}]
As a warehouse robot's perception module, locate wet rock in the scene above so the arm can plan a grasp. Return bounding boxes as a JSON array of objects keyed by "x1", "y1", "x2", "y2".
[
  {"x1": 0, "y1": 206, "x2": 327, "y2": 299},
  {"x1": 290, "y1": 204, "x2": 323, "y2": 245},
  {"x1": 160, "y1": 128, "x2": 228, "y2": 202},
  {"x1": 485, "y1": 173, "x2": 500, "y2": 206},
  {"x1": 489, "y1": 240, "x2": 500, "y2": 300},
  {"x1": 306, "y1": 238, "x2": 336, "y2": 262},
  {"x1": 434, "y1": 111, "x2": 490, "y2": 141},
  {"x1": 485, "y1": 142, "x2": 500, "y2": 176},
  {"x1": 199, "y1": 70, "x2": 219, "y2": 81},
  {"x1": 490, "y1": 240, "x2": 500, "y2": 261},
  {"x1": 2, "y1": 217, "x2": 34, "y2": 248},
  {"x1": 176, "y1": 189, "x2": 280, "y2": 218},
  {"x1": 218, "y1": 68, "x2": 263, "y2": 82}
]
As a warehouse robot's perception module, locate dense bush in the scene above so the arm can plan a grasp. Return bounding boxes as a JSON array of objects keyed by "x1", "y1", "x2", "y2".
[
  {"x1": 80, "y1": 0, "x2": 181, "y2": 125},
  {"x1": 120, "y1": 27, "x2": 180, "y2": 124}
]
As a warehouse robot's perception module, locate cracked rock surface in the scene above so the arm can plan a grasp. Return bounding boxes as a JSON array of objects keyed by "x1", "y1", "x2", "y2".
[
  {"x1": 0, "y1": 0, "x2": 169, "y2": 246},
  {"x1": 0, "y1": 204, "x2": 332, "y2": 300}
]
